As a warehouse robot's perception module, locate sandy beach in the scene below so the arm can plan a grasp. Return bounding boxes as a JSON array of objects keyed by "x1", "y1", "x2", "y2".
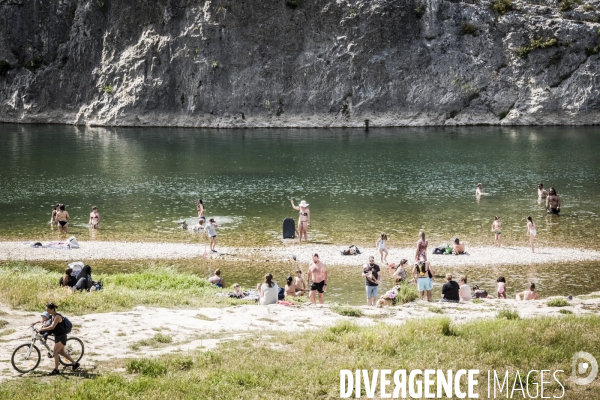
[{"x1": 1, "y1": 240, "x2": 600, "y2": 267}]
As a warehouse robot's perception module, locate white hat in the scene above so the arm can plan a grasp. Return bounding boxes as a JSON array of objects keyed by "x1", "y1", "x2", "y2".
[{"x1": 299, "y1": 200, "x2": 309, "y2": 207}]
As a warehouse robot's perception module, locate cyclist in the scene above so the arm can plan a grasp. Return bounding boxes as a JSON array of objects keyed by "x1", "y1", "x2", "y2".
[{"x1": 38, "y1": 302, "x2": 80, "y2": 375}]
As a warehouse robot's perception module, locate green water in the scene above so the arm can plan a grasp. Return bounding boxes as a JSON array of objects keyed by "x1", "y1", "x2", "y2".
[
  {"x1": 1, "y1": 124, "x2": 600, "y2": 249},
  {"x1": 3, "y1": 123, "x2": 600, "y2": 303}
]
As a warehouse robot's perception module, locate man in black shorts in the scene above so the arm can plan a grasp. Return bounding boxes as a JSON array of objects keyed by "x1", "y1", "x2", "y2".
[{"x1": 307, "y1": 253, "x2": 328, "y2": 304}]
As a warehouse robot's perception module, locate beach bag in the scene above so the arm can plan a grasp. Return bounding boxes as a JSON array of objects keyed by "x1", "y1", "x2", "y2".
[
  {"x1": 278, "y1": 287, "x2": 285, "y2": 300},
  {"x1": 68, "y1": 237, "x2": 80, "y2": 249},
  {"x1": 433, "y1": 246, "x2": 445, "y2": 255},
  {"x1": 92, "y1": 280, "x2": 103, "y2": 291},
  {"x1": 282, "y1": 218, "x2": 295, "y2": 239},
  {"x1": 443, "y1": 246, "x2": 453, "y2": 255}
]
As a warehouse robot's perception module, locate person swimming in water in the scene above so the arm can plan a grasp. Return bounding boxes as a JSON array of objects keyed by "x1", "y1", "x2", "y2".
[
  {"x1": 56, "y1": 204, "x2": 70, "y2": 233},
  {"x1": 546, "y1": 187, "x2": 561, "y2": 214},
  {"x1": 88, "y1": 206, "x2": 100, "y2": 229},
  {"x1": 537, "y1": 183, "x2": 548, "y2": 199},
  {"x1": 475, "y1": 183, "x2": 488, "y2": 197},
  {"x1": 491, "y1": 216, "x2": 502, "y2": 247},
  {"x1": 526, "y1": 216, "x2": 537, "y2": 253},
  {"x1": 197, "y1": 199, "x2": 206, "y2": 222},
  {"x1": 290, "y1": 199, "x2": 310, "y2": 244},
  {"x1": 49, "y1": 203, "x2": 60, "y2": 226}
]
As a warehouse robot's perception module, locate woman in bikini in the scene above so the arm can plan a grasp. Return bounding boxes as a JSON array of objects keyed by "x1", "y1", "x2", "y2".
[
  {"x1": 526, "y1": 216, "x2": 536, "y2": 253},
  {"x1": 88, "y1": 206, "x2": 100, "y2": 229},
  {"x1": 197, "y1": 199, "x2": 206, "y2": 223},
  {"x1": 56, "y1": 204, "x2": 70, "y2": 233},
  {"x1": 49, "y1": 203, "x2": 60, "y2": 227},
  {"x1": 208, "y1": 269, "x2": 225, "y2": 288},
  {"x1": 290, "y1": 199, "x2": 310, "y2": 243},
  {"x1": 415, "y1": 231, "x2": 428, "y2": 261},
  {"x1": 491, "y1": 216, "x2": 502, "y2": 247}
]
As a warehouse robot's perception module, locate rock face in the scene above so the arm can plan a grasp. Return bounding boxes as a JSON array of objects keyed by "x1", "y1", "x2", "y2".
[{"x1": 1, "y1": 0, "x2": 600, "y2": 127}]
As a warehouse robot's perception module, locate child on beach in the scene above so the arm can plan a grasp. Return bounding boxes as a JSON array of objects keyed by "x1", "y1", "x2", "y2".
[
  {"x1": 205, "y1": 218, "x2": 218, "y2": 253},
  {"x1": 36, "y1": 311, "x2": 52, "y2": 344},
  {"x1": 526, "y1": 216, "x2": 536, "y2": 253},
  {"x1": 491, "y1": 216, "x2": 502, "y2": 247},
  {"x1": 376, "y1": 233, "x2": 388, "y2": 264},
  {"x1": 497, "y1": 276, "x2": 507, "y2": 299}
]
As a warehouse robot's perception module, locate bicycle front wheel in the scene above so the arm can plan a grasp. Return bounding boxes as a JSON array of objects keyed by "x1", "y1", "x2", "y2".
[
  {"x1": 11, "y1": 343, "x2": 41, "y2": 373},
  {"x1": 59, "y1": 337, "x2": 84, "y2": 366}
]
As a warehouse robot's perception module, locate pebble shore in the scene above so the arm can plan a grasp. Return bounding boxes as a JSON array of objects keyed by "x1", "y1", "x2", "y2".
[{"x1": 1, "y1": 240, "x2": 599, "y2": 267}]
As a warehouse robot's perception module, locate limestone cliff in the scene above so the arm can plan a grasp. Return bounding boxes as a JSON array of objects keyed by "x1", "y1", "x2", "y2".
[{"x1": 1, "y1": 0, "x2": 599, "y2": 127}]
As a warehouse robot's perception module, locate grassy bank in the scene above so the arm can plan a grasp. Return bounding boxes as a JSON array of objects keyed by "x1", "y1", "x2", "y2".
[
  {"x1": 1, "y1": 315, "x2": 599, "y2": 399},
  {"x1": 0, "y1": 262, "x2": 251, "y2": 314}
]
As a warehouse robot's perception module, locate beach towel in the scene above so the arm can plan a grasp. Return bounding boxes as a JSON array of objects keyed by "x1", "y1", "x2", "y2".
[{"x1": 277, "y1": 300, "x2": 295, "y2": 306}]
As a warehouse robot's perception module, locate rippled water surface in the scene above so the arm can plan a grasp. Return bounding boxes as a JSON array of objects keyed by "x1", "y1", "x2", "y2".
[{"x1": 1, "y1": 124, "x2": 600, "y2": 249}]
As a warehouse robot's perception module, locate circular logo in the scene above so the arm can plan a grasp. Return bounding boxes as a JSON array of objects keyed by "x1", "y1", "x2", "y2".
[{"x1": 572, "y1": 352, "x2": 598, "y2": 386}]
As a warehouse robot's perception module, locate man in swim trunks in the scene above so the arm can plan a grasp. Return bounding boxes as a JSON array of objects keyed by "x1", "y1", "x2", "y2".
[
  {"x1": 546, "y1": 187, "x2": 561, "y2": 214},
  {"x1": 515, "y1": 283, "x2": 539, "y2": 301},
  {"x1": 307, "y1": 253, "x2": 328, "y2": 304}
]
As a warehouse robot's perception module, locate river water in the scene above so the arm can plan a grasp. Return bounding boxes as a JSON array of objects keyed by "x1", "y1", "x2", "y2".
[{"x1": 2, "y1": 124, "x2": 600, "y2": 303}]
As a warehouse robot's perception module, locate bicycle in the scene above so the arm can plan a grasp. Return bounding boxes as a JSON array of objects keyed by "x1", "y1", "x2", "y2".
[{"x1": 11, "y1": 324, "x2": 84, "y2": 374}]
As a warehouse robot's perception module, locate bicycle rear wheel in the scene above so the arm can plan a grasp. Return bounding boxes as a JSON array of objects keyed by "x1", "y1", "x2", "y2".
[
  {"x1": 58, "y1": 337, "x2": 84, "y2": 365},
  {"x1": 11, "y1": 343, "x2": 41, "y2": 373}
]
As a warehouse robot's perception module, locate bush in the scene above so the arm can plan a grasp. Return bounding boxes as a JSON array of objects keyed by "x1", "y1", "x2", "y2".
[
  {"x1": 428, "y1": 306, "x2": 443, "y2": 314},
  {"x1": 396, "y1": 282, "x2": 419, "y2": 304},
  {"x1": 585, "y1": 46, "x2": 598, "y2": 56},
  {"x1": 547, "y1": 298, "x2": 569, "y2": 307},
  {"x1": 491, "y1": 0, "x2": 512, "y2": 15},
  {"x1": 462, "y1": 22, "x2": 478, "y2": 35},
  {"x1": 583, "y1": 4, "x2": 595, "y2": 11},
  {"x1": 515, "y1": 37, "x2": 558, "y2": 59},
  {"x1": 440, "y1": 318, "x2": 457, "y2": 336},
  {"x1": 331, "y1": 306, "x2": 363, "y2": 317},
  {"x1": 415, "y1": 4, "x2": 427, "y2": 19},
  {"x1": 497, "y1": 308, "x2": 521, "y2": 320},
  {"x1": 154, "y1": 333, "x2": 173, "y2": 343},
  {"x1": 329, "y1": 320, "x2": 360, "y2": 335},
  {"x1": 126, "y1": 359, "x2": 167, "y2": 377},
  {"x1": 26, "y1": 55, "x2": 44, "y2": 71},
  {"x1": 103, "y1": 85, "x2": 113, "y2": 94},
  {"x1": 559, "y1": 309, "x2": 573, "y2": 315},
  {"x1": 559, "y1": 0, "x2": 575, "y2": 11},
  {"x1": 472, "y1": 299, "x2": 484, "y2": 304},
  {"x1": 285, "y1": 0, "x2": 299, "y2": 9}
]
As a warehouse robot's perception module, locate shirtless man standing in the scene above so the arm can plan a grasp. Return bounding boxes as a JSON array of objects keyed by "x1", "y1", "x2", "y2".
[
  {"x1": 546, "y1": 187, "x2": 561, "y2": 214},
  {"x1": 307, "y1": 253, "x2": 328, "y2": 304},
  {"x1": 515, "y1": 283, "x2": 539, "y2": 300},
  {"x1": 475, "y1": 183, "x2": 488, "y2": 197},
  {"x1": 537, "y1": 183, "x2": 548, "y2": 199}
]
